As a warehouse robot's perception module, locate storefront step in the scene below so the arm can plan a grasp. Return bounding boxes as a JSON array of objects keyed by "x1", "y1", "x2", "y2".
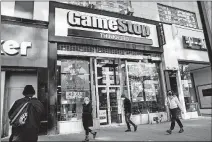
[{"x1": 131, "y1": 112, "x2": 168, "y2": 125}]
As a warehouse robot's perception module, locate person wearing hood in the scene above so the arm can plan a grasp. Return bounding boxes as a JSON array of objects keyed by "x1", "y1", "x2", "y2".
[
  {"x1": 8, "y1": 85, "x2": 44, "y2": 142},
  {"x1": 82, "y1": 97, "x2": 97, "y2": 142},
  {"x1": 121, "y1": 94, "x2": 137, "y2": 132}
]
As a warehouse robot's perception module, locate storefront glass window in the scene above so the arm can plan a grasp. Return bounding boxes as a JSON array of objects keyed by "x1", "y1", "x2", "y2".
[
  {"x1": 97, "y1": 59, "x2": 120, "y2": 85},
  {"x1": 57, "y1": 59, "x2": 91, "y2": 121},
  {"x1": 179, "y1": 63, "x2": 197, "y2": 112},
  {"x1": 127, "y1": 61, "x2": 164, "y2": 114}
]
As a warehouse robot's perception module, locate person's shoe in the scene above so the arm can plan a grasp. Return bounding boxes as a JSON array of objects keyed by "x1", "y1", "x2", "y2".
[
  {"x1": 125, "y1": 129, "x2": 131, "y2": 132},
  {"x1": 83, "y1": 135, "x2": 89, "y2": 142},
  {"x1": 93, "y1": 132, "x2": 97, "y2": 139},
  {"x1": 134, "y1": 125, "x2": 138, "y2": 132},
  {"x1": 179, "y1": 128, "x2": 184, "y2": 133},
  {"x1": 166, "y1": 129, "x2": 172, "y2": 134}
]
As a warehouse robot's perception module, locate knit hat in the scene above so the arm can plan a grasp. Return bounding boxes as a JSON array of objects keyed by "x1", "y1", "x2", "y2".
[
  {"x1": 23, "y1": 85, "x2": 35, "y2": 97},
  {"x1": 121, "y1": 94, "x2": 126, "y2": 98}
]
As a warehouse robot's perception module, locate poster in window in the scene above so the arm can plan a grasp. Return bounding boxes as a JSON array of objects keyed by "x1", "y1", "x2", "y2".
[
  {"x1": 99, "y1": 110, "x2": 107, "y2": 123},
  {"x1": 130, "y1": 79, "x2": 144, "y2": 102},
  {"x1": 181, "y1": 80, "x2": 190, "y2": 97}
]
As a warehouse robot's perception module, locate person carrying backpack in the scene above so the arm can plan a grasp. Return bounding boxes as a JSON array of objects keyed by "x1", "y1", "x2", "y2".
[{"x1": 8, "y1": 85, "x2": 44, "y2": 142}]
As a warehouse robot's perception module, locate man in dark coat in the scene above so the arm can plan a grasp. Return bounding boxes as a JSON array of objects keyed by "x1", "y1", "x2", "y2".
[
  {"x1": 121, "y1": 94, "x2": 137, "y2": 132},
  {"x1": 82, "y1": 97, "x2": 97, "y2": 142},
  {"x1": 8, "y1": 85, "x2": 44, "y2": 142}
]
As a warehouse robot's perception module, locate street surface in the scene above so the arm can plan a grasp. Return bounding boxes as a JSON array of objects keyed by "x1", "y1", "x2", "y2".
[{"x1": 2, "y1": 116, "x2": 211, "y2": 141}]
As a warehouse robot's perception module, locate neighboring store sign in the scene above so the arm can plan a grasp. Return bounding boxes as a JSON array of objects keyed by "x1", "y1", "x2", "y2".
[
  {"x1": 99, "y1": 110, "x2": 107, "y2": 123},
  {"x1": 55, "y1": 8, "x2": 159, "y2": 47},
  {"x1": 182, "y1": 36, "x2": 207, "y2": 51},
  {"x1": 157, "y1": 23, "x2": 166, "y2": 45},
  {"x1": 1, "y1": 24, "x2": 48, "y2": 67},
  {"x1": 66, "y1": 91, "x2": 85, "y2": 99},
  {"x1": 1, "y1": 40, "x2": 31, "y2": 56}
]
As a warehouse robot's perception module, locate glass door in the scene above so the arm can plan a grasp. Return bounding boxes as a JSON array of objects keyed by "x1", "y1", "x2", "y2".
[
  {"x1": 96, "y1": 58, "x2": 123, "y2": 125},
  {"x1": 109, "y1": 87, "x2": 120, "y2": 124}
]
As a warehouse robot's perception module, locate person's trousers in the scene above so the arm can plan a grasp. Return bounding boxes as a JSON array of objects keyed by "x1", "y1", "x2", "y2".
[
  {"x1": 170, "y1": 108, "x2": 183, "y2": 130},
  {"x1": 125, "y1": 113, "x2": 136, "y2": 130},
  {"x1": 83, "y1": 123, "x2": 92, "y2": 136},
  {"x1": 85, "y1": 127, "x2": 92, "y2": 135}
]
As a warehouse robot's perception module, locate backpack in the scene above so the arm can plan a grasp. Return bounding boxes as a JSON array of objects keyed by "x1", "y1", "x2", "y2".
[{"x1": 9, "y1": 101, "x2": 30, "y2": 127}]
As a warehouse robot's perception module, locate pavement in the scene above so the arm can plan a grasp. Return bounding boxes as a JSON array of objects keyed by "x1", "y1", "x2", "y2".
[{"x1": 2, "y1": 116, "x2": 211, "y2": 141}]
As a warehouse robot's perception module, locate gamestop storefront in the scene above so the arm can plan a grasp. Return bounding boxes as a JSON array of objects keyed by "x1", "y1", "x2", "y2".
[{"x1": 48, "y1": 1, "x2": 168, "y2": 134}]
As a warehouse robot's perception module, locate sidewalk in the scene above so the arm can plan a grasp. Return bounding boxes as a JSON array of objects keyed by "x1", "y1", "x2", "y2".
[{"x1": 2, "y1": 116, "x2": 211, "y2": 141}]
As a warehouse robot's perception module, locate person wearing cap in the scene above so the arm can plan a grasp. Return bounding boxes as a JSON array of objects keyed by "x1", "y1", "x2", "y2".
[
  {"x1": 166, "y1": 90, "x2": 184, "y2": 134},
  {"x1": 8, "y1": 85, "x2": 44, "y2": 142},
  {"x1": 121, "y1": 94, "x2": 137, "y2": 132}
]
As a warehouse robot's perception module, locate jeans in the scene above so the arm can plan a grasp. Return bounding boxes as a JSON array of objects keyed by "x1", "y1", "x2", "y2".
[
  {"x1": 170, "y1": 108, "x2": 183, "y2": 130},
  {"x1": 125, "y1": 113, "x2": 136, "y2": 130}
]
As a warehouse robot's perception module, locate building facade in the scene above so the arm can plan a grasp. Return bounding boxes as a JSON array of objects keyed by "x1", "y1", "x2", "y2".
[
  {"x1": 48, "y1": 1, "x2": 167, "y2": 134},
  {"x1": 1, "y1": 15, "x2": 49, "y2": 137},
  {"x1": 1, "y1": 0, "x2": 211, "y2": 136}
]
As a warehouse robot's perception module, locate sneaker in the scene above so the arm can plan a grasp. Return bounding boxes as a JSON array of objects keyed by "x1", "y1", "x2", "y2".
[
  {"x1": 134, "y1": 125, "x2": 138, "y2": 132},
  {"x1": 179, "y1": 128, "x2": 184, "y2": 133},
  {"x1": 166, "y1": 129, "x2": 172, "y2": 134},
  {"x1": 125, "y1": 129, "x2": 131, "y2": 132},
  {"x1": 93, "y1": 132, "x2": 97, "y2": 139}
]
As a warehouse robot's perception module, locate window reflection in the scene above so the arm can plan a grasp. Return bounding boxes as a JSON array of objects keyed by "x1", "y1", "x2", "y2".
[
  {"x1": 127, "y1": 61, "x2": 164, "y2": 114},
  {"x1": 57, "y1": 59, "x2": 91, "y2": 121}
]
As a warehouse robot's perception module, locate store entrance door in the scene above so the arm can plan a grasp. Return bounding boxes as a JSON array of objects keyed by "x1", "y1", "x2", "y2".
[{"x1": 95, "y1": 59, "x2": 123, "y2": 125}]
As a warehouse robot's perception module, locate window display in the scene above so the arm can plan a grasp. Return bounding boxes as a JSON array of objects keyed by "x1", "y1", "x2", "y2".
[
  {"x1": 127, "y1": 61, "x2": 164, "y2": 114},
  {"x1": 179, "y1": 63, "x2": 197, "y2": 112},
  {"x1": 57, "y1": 59, "x2": 91, "y2": 121}
]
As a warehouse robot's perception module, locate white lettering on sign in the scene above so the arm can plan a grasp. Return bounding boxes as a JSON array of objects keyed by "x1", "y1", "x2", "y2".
[
  {"x1": 184, "y1": 36, "x2": 207, "y2": 50},
  {"x1": 55, "y1": 8, "x2": 159, "y2": 47},
  {"x1": 1, "y1": 40, "x2": 32, "y2": 56},
  {"x1": 67, "y1": 11, "x2": 150, "y2": 37},
  {"x1": 100, "y1": 33, "x2": 130, "y2": 41}
]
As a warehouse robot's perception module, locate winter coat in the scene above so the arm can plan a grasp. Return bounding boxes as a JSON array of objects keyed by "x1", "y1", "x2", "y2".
[
  {"x1": 82, "y1": 103, "x2": 93, "y2": 128},
  {"x1": 8, "y1": 97, "x2": 44, "y2": 142},
  {"x1": 124, "y1": 98, "x2": 132, "y2": 113}
]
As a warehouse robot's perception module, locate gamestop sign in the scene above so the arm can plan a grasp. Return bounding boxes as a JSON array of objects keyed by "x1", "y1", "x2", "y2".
[{"x1": 55, "y1": 8, "x2": 159, "y2": 47}]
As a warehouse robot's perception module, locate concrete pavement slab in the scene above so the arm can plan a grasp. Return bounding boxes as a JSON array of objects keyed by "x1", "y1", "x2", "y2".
[{"x1": 1, "y1": 116, "x2": 211, "y2": 141}]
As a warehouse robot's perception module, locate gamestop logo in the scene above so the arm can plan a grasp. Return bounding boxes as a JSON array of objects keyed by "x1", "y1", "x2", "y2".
[{"x1": 67, "y1": 11, "x2": 151, "y2": 37}]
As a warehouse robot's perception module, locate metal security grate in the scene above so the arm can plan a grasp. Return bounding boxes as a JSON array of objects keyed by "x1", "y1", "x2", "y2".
[
  {"x1": 58, "y1": 43, "x2": 95, "y2": 52},
  {"x1": 58, "y1": 43, "x2": 147, "y2": 56}
]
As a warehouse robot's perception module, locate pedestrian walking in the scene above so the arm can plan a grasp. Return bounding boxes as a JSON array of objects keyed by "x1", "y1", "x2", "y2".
[
  {"x1": 82, "y1": 97, "x2": 97, "y2": 142},
  {"x1": 166, "y1": 90, "x2": 184, "y2": 134},
  {"x1": 8, "y1": 85, "x2": 44, "y2": 142},
  {"x1": 121, "y1": 94, "x2": 137, "y2": 132}
]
